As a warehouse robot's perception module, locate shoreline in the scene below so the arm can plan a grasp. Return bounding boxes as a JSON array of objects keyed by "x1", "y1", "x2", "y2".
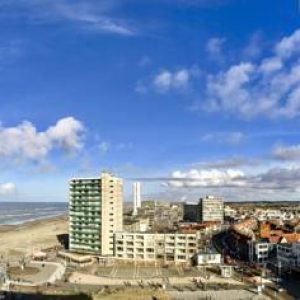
[
  {"x1": 0, "y1": 214, "x2": 69, "y2": 259},
  {"x1": 0, "y1": 213, "x2": 68, "y2": 229}
]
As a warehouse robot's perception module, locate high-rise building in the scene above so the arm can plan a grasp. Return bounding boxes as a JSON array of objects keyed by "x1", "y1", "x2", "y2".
[
  {"x1": 199, "y1": 196, "x2": 224, "y2": 223},
  {"x1": 133, "y1": 182, "x2": 141, "y2": 215},
  {"x1": 69, "y1": 171, "x2": 123, "y2": 255},
  {"x1": 183, "y1": 196, "x2": 224, "y2": 223}
]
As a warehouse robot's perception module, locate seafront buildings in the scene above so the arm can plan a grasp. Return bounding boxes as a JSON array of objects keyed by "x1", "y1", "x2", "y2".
[
  {"x1": 69, "y1": 171, "x2": 123, "y2": 256},
  {"x1": 67, "y1": 171, "x2": 300, "y2": 275},
  {"x1": 68, "y1": 173, "x2": 224, "y2": 264}
]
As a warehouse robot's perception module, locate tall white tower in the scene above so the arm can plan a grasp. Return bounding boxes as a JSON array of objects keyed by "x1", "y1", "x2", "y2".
[{"x1": 133, "y1": 182, "x2": 141, "y2": 215}]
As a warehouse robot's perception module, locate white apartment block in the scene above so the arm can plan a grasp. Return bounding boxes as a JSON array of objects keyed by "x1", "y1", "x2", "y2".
[
  {"x1": 114, "y1": 231, "x2": 199, "y2": 264},
  {"x1": 200, "y1": 196, "x2": 224, "y2": 223},
  {"x1": 249, "y1": 241, "x2": 273, "y2": 264},
  {"x1": 69, "y1": 171, "x2": 123, "y2": 256},
  {"x1": 194, "y1": 251, "x2": 221, "y2": 266},
  {"x1": 277, "y1": 242, "x2": 300, "y2": 270}
]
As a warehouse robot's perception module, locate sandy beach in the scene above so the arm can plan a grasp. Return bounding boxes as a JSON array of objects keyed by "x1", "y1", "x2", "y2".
[{"x1": 0, "y1": 215, "x2": 68, "y2": 260}]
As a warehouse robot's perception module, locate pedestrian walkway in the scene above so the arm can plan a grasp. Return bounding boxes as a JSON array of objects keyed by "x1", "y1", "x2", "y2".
[{"x1": 168, "y1": 290, "x2": 270, "y2": 300}]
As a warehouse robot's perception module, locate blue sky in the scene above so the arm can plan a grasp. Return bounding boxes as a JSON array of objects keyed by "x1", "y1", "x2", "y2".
[{"x1": 0, "y1": 0, "x2": 300, "y2": 202}]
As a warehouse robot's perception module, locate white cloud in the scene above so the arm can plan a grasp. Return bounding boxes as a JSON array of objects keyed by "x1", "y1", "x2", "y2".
[
  {"x1": 154, "y1": 70, "x2": 172, "y2": 90},
  {"x1": 259, "y1": 57, "x2": 283, "y2": 73},
  {"x1": 250, "y1": 166, "x2": 300, "y2": 192},
  {"x1": 153, "y1": 69, "x2": 190, "y2": 92},
  {"x1": 0, "y1": 0, "x2": 135, "y2": 36},
  {"x1": 242, "y1": 31, "x2": 263, "y2": 60},
  {"x1": 166, "y1": 168, "x2": 245, "y2": 188},
  {"x1": 98, "y1": 141, "x2": 110, "y2": 154},
  {"x1": 55, "y1": 4, "x2": 135, "y2": 36},
  {"x1": 201, "y1": 132, "x2": 244, "y2": 145},
  {"x1": 116, "y1": 142, "x2": 133, "y2": 150},
  {"x1": 96, "y1": 141, "x2": 132, "y2": 154},
  {"x1": 47, "y1": 117, "x2": 84, "y2": 151},
  {"x1": 164, "y1": 164, "x2": 300, "y2": 193},
  {"x1": 204, "y1": 28, "x2": 300, "y2": 119},
  {"x1": 275, "y1": 29, "x2": 300, "y2": 58},
  {"x1": 0, "y1": 116, "x2": 84, "y2": 163},
  {"x1": 206, "y1": 37, "x2": 226, "y2": 61},
  {"x1": 173, "y1": 69, "x2": 190, "y2": 88},
  {"x1": 135, "y1": 81, "x2": 148, "y2": 94},
  {"x1": 192, "y1": 156, "x2": 258, "y2": 169},
  {"x1": 273, "y1": 144, "x2": 300, "y2": 160},
  {"x1": 0, "y1": 182, "x2": 16, "y2": 195}
]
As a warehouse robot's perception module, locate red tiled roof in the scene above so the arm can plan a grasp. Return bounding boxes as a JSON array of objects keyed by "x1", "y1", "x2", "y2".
[{"x1": 281, "y1": 233, "x2": 300, "y2": 244}]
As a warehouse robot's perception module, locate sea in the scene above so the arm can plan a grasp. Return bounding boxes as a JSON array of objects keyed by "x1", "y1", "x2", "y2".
[{"x1": 0, "y1": 202, "x2": 68, "y2": 225}]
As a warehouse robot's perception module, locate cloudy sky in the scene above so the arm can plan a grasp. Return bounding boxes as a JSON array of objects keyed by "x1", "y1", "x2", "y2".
[{"x1": 0, "y1": 0, "x2": 300, "y2": 202}]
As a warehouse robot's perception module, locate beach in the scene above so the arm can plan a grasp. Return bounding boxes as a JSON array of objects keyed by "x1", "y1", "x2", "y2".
[{"x1": 0, "y1": 215, "x2": 68, "y2": 260}]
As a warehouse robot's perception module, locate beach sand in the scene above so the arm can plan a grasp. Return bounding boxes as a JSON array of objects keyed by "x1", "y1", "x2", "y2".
[{"x1": 0, "y1": 215, "x2": 68, "y2": 260}]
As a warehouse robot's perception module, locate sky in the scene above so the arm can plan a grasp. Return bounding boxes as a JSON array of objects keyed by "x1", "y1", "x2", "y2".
[{"x1": 0, "y1": 0, "x2": 300, "y2": 202}]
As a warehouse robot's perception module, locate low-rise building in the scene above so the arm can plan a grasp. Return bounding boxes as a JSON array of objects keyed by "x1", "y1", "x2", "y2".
[
  {"x1": 219, "y1": 265, "x2": 234, "y2": 278},
  {"x1": 193, "y1": 251, "x2": 221, "y2": 266},
  {"x1": 114, "y1": 231, "x2": 198, "y2": 264},
  {"x1": 249, "y1": 240, "x2": 274, "y2": 264},
  {"x1": 124, "y1": 217, "x2": 150, "y2": 232},
  {"x1": 277, "y1": 242, "x2": 300, "y2": 271}
]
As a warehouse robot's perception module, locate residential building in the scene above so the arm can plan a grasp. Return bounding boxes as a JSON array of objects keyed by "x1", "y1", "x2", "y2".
[
  {"x1": 124, "y1": 217, "x2": 150, "y2": 232},
  {"x1": 136, "y1": 201, "x2": 183, "y2": 229},
  {"x1": 277, "y1": 242, "x2": 300, "y2": 271},
  {"x1": 219, "y1": 265, "x2": 234, "y2": 278},
  {"x1": 183, "y1": 202, "x2": 199, "y2": 222},
  {"x1": 183, "y1": 196, "x2": 224, "y2": 223},
  {"x1": 248, "y1": 240, "x2": 275, "y2": 264},
  {"x1": 69, "y1": 171, "x2": 123, "y2": 256},
  {"x1": 114, "y1": 231, "x2": 199, "y2": 264},
  {"x1": 200, "y1": 196, "x2": 224, "y2": 223},
  {"x1": 193, "y1": 250, "x2": 221, "y2": 266}
]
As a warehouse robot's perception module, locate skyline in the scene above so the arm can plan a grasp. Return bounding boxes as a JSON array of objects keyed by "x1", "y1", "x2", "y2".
[{"x1": 0, "y1": 0, "x2": 300, "y2": 201}]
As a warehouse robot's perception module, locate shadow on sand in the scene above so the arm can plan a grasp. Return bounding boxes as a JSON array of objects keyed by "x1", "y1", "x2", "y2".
[{"x1": 56, "y1": 234, "x2": 69, "y2": 250}]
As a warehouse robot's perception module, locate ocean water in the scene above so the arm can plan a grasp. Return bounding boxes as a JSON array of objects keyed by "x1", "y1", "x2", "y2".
[{"x1": 0, "y1": 202, "x2": 68, "y2": 225}]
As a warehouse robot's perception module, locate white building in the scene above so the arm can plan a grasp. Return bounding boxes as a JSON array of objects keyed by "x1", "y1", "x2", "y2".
[
  {"x1": 248, "y1": 240, "x2": 275, "y2": 264},
  {"x1": 277, "y1": 242, "x2": 300, "y2": 271},
  {"x1": 193, "y1": 251, "x2": 221, "y2": 266},
  {"x1": 219, "y1": 265, "x2": 233, "y2": 278},
  {"x1": 183, "y1": 196, "x2": 224, "y2": 223},
  {"x1": 133, "y1": 182, "x2": 141, "y2": 215},
  {"x1": 200, "y1": 196, "x2": 224, "y2": 223},
  {"x1": 114, "y1": 231, "x2": 199, "y2": 264}
]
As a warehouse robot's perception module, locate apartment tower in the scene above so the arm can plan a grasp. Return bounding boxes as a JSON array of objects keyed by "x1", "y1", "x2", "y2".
[
  {"x1": 69, "y1": 171, "x2": 123, "y2": 255},
  {"x1": 133, "y1": 181, "x2": 141, "y2": 215},
  {"x1": 199, "y1": 195, "x2": 224, "y2": 223}
]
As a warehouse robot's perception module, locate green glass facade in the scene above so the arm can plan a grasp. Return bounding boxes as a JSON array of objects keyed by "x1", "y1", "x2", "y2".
[{"x1": 69, "y1": 178, "x2": 102, "y2": 253}]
